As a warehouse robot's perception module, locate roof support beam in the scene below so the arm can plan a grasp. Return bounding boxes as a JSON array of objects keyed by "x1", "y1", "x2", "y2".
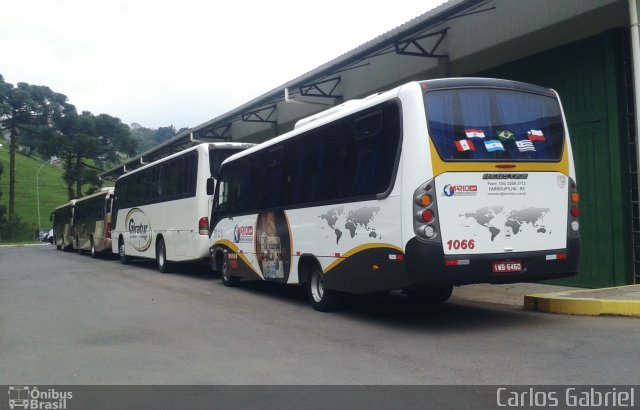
[
  {"x1": 394, "y1": 28, "x2": 448, "y2": 58},
  {"x1": 241, "y1": 105, "x2": 277, "y2": 123},
  {"x1": 196, "y1": 123, "x2": 232, "y2": 140},
  {"x1": 300, "y1": 77, "x2": 342, "y2": 99}
]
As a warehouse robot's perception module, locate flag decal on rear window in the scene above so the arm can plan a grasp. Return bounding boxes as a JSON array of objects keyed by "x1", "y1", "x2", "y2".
[
  {"x1": 516, "y1": 140, "x2": 536, "y2": 152},
  {"x1": 455, "y1": 139, "x2": 475, "y2": 152},
  {"x1": 484, "y1": 139, "x2": 505, "y2": 152},
  {"x1": 527, "y1": 130, "x2": 545, "y2": 141},
  {"x1": 497, "y1": 130, "x2": 514, "y2": 141},
  {"x1": 465, "y1": 129, "x2": 485, "y2": 139}
]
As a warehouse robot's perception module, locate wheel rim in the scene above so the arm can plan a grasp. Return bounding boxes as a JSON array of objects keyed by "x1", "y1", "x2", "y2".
[
  {"x1": 119, "y1": 241, "x2": 125, "y2": 258},
  {"x1": 311, "y1": 272, "x2": 324, "y2": 302}
]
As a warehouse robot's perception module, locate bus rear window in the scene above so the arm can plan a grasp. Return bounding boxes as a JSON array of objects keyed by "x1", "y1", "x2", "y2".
[
  {"x1": 210, "y1": 149, "x2": 243, "y2": 176},
  {"x1": 425, "y1": 88, "x2": 565, "y2": 161}
]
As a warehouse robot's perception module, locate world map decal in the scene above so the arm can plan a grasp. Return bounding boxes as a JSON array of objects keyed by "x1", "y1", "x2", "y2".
[
  {"x1": 462, "y1": 206, "x2": 551, "y2": 241},
  {"x1": 319, "y1": 206, "x2": 381, "y2": 244}
]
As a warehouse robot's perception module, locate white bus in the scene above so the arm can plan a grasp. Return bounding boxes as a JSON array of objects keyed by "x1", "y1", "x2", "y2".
[
  {"x1": 208, "y1": 78, "x2": 580, "y2": 311},
  {"x1": 112, "y1": 142, "x2": 253, "y2": 272},
  {"x1": 73, "y1": 187, "x2": 114, "y2": 258}
]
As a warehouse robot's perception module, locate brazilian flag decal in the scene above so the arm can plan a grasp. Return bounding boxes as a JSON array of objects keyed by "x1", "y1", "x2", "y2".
[{"x1": 497, "y1": 130, "x2": 514, "y2": 141}]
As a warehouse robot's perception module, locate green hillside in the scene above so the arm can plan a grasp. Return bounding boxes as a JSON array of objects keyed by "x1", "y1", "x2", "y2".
[{"x1": 0, "y1": 147, "x2": 111, "y2": 242}]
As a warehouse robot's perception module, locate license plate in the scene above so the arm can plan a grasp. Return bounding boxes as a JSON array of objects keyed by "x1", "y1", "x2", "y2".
[{"x1": 492, "y1": 260, "x2": 523, "y2": 273}]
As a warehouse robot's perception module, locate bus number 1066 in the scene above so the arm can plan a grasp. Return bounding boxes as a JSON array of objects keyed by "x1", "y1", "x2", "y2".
[{"x1": 447, "y1": 239, "x2": 475, "y2": 250}]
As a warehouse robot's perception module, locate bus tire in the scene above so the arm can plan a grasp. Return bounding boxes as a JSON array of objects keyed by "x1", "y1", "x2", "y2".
[
  {"x1": 119, "y1": 237, "x2": 130, "y2": 265},
  {"x1": 156, "y1": 237, "x2": 172, "y2": 273},
  {"x1": 405, "y1": 285, "x2": 453, "y2": 305},
  {"x1": 307, "y1": 269, "x2": 340, "y2": 312},
  {"x1": 90, "y1": 237, "x2": 97, "y2": 259},
  {"x1": 76, "y1": 235, "x2": 83, "y2": 255},
  {"x1": 220, "y1": 256, "x2": 240, "y2": 287}
]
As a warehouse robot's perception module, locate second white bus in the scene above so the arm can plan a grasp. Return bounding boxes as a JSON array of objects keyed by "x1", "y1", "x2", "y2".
[
  {"x1": 111, "y1": 142, "x2": 253, "y2": 272},
  {"x1": 208, "y1": 78, "x2": 580, "y2": 311},
  {"x1": 73, "y1": 187, "x2": 114, "y2": 258}
]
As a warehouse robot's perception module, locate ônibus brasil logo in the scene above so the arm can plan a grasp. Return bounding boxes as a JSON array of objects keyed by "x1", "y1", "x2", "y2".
[
  {"x1": 8, "y1": 386, "x2": 73, "y2": 409},
  {"x1": 442, "y1": 184, "x2": 478, "y2": 197}
]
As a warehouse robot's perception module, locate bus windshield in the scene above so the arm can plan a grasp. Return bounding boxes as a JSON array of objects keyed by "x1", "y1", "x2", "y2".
[{"x1": 425, "y1": 88, "x2": 565, "y2": 161}]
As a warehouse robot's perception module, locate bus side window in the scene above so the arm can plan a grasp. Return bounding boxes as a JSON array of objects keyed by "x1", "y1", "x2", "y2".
[
  {"x1": 157, "y1": 164, "x2": 165, "y2": 199},
  {"x1": 266, "y1": 147, "x2": 283, "y2": 209},
  {"x1": 338, "y1": 122, "x2": 357, "y2": 196},
  {"x1": 352, "y1": 109, "x2": 382, "y2": 196},
  {"x1": 309, "y1": 126, "x2": 339, "y2": 203}
]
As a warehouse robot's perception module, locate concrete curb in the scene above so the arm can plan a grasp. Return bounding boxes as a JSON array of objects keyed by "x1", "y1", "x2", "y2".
[
  {"x1": 524, "y1": 285, "x2": 640, "y2": 317},
  {"x1": 0, "y1": 243, "x2": 49, "y2": 248}
]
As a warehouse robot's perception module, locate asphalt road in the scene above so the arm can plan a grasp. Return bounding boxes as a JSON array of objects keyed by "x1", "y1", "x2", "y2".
[{"x1": 1, "y1": 245, "x2": 638, "y2": 385}]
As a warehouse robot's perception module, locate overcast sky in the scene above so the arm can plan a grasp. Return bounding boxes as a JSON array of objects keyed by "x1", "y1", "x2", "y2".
[{"x1": 1, "y1": 0, "x2": 446, "y2": 130}]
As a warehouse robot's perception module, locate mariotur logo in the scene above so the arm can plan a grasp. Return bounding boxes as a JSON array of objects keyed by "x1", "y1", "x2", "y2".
[
  {"x1": 8, "y1": 386, "x2": 73, "y2": 409},
  {"x1": 442, "y1": 184, "x2": 478, "y2": 197}
]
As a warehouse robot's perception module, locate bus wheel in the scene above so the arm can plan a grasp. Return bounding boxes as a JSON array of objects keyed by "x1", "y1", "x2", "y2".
[
  {"x1": 119, "y1": 237, "x2": 130, "y2": 265},
  {"x1": 307, "y1": 269, "x2": 340, "y2": 312},
  {"x1": 156, "y1": 237, "x2": 172, "y2": 273},
  {"x1": 220, "y1": 257, "x2": 240, "y2": 287},
  {"x1": 90, "y1": 237, "x2": 97, "y2": 259},
  {"x1": 405, "y1": 285, "x2": 453, "y2": 305}
]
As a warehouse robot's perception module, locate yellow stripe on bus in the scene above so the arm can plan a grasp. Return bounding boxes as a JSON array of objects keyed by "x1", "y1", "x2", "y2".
[{"x1": 212, "y1": 239, "x2": 263, "y2": 278}]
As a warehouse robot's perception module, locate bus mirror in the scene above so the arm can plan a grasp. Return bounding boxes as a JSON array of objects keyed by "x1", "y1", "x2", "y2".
[{"x1": 206, "y1": 178, "x2": 215, "y2": 195}]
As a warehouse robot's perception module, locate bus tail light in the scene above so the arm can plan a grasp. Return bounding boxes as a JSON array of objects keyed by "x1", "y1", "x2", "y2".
[
  {"x1": 414, "y1": 179, "x2": 440, "y2": 242},
  {"x1": 571, "y1": 192, "x2": 580, "y2": 203},
  {"x1": 419, "y1": 194, "x2": 432, "y2": 207},
  {"x1": 199, "y1": 217, "x2": 209, "y2": 235},
  {"x1": 567, "y1": 177, "x2": 580, "y2": 236},
  {"x1": 570, "y1": 206, "x2": 580, "y2": 218},
  {"x1": 106, "y1": 223, "x2": 111, "y2": 239}
]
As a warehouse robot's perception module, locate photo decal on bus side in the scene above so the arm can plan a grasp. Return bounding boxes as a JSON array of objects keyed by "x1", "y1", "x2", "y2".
[
  {"x1": 125, "y1": 208, "x2": 152, "y2": 252},
  {"x1": 255, "y1": 211, "x2": 291, "y2": 281}
]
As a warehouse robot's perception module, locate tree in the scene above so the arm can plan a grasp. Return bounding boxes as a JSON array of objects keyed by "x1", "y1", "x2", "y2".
[
  {"x1": 41, "y1": 111, "x2": 137, "y2": 198},
  {"x1": 0, "y1": 76, "x2": 70, "y2": 221},
  {"x1": 129, "y1": 123, "x2": 156, "y2": 153},
  {"x1": 154, "y1": 125, "x2": 176, "y2": 145},
  {"x1": 129, "y1": 124, "x2": 178, "y2": 154}
]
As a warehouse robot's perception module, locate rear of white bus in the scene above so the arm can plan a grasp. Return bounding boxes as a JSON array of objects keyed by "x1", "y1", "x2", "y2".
[{"x1": 405, "y1": 78, "x2": 580, "y2": 287}]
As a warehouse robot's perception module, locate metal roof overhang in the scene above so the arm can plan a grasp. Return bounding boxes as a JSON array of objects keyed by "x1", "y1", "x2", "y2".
[{"x1": 99, "y1": 0, "x2": 484, "y2": 180}]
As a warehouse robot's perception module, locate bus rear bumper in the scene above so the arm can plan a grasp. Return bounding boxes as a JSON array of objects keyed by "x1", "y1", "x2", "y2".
[{"x1": 404, "y1": 236, "x2": 580, "y2": 289}]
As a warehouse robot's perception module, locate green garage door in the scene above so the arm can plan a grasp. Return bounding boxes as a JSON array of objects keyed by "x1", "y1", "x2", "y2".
[{"x1": 480, "y1": 30, "x2": 632, "y2": 287}]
